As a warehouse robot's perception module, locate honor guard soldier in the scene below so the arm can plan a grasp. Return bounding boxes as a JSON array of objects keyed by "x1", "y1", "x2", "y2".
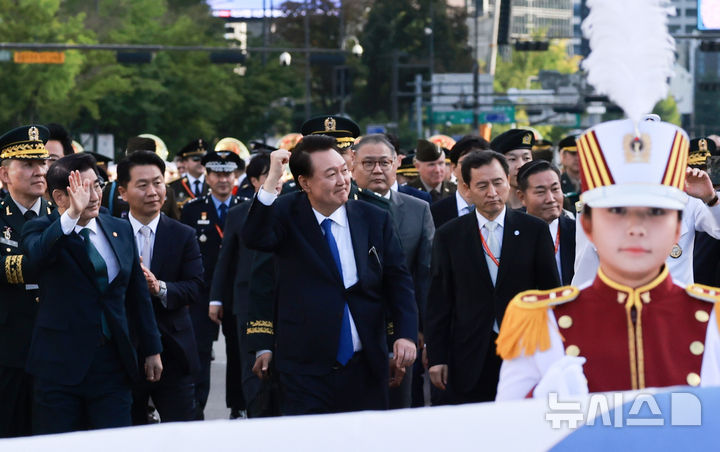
[
  {"x1": 407, "y1": 139, "x2": 456, "y2": 203},
  {"x1": 102, "y1": 137, "x2": 181, "y2": 220},
  {"x1": 496, "y1": 119, "x2": 720, "y2": 400},
  {"x1": 169, "y1": 139, "x2": 209, "y2": 210},
  {"x1": 180, "y1": 150, "x2": 248, "y2": 419},
  {"x1": 0, "y1": 125, "x2": 55, "y2": 437}
]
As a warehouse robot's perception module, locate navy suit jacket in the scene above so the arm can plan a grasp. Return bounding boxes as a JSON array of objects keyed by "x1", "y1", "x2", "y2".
[
  {"x1": 242, "y1": 192, "x2": 418, "y2": 380},
  {"x1": 22, "y1": 212, "x2": 162, "y2": 386},
  {"x1": 430, "y1": 194, "x2": 460, "y2": 230},
  {"x1": 398, "y1": 184, "x2": 432, "y2": 204},
  {"x1": 144, "y1": 214, "x2": 203, "y2": 375},
  {"x1": 558, "y1": 214, "x2": 576, "y2": 286}
]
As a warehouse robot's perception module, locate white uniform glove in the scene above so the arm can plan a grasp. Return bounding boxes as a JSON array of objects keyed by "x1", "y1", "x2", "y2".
[{"x1": 533, "y1": 356, "x2": 589, "y2": 399}]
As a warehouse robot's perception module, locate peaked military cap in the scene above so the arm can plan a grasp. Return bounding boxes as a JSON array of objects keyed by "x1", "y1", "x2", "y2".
[
  {"x1": 415, "y1": 139, "x2": 443, "y2": 162},
  {"x1": 490, "y1": 129, "x2": 535, "y2": 154},
  {"x1": 0, "y1": 125, "x2": 50, "y2": 161},
  {"x1": 688, "y1": 138, "x2": 717, "y2": 167},
  {"x1": 300, "y1": 116, "x2": 360, "y2": 149},
  {"x1": 558, "y1": 135, "x2": 579, "y2": 153},
  {"x1": 125, "y1": 137, "x2": 157, "y2": 155},
  {"x1": 532, "y1": 138, "x2": 554, "y2": 163},
  {"x1": 201, "y1": 150, "x2": 242, "y2": 173},
  {"x1": 449, "y1": 135, "x2": 489, "y2": 164},
  {"x1": 250, "y1": 141, "x2": 278, "y2": 155},
  {"x1": 178, "y1": 138, "x2": 209, "y2": 159},
  {"x1": 397, "y1": 153, "x2": 419, "y2": 177}
]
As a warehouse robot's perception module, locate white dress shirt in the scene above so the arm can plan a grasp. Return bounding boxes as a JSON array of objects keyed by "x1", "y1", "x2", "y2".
[
  {"x1": 257, "y1": 188, "x2": 363, "y2": 353},
  {"x1": 391, "y1": 181, "x2": 399, "y2": 192},
  {"x1": 573, "y1": 196, "x2": 720, "y2": 286},
  {"x1": 548, "y1": 218, "x2": 562, "y2": 283},
  {"x1": 12, "y1": 197, "x2": 41, "y2": 216},
  {"x1": 456, "y1": 190, "x2": 472, "y2": 216},
  {"x1": 128, "y1": 213, "x2": 160, "y2": 264},
  {"x1": 476, "y1": 207, "x2": 506, "y2": 333},
  {"x1": 61, "y1": 212, "x2": 119, "y2": 282}
]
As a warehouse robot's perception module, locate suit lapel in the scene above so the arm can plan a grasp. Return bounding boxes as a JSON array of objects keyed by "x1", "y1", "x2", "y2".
[
  {"x1": 389, "y1": 191, "x2": 405, "y2": 235},
  {"x1": 559, "y1": 216, "x2": 575, "y2": 285},
  {"x1": 295, "y1": 194, "x2": 343, "y2": 283},
  {"x1": 150, "y1": 215, "x2": 168, "y2": 273},
  {"x1": 96, "y1": 215, "x2": 122, "y2": 276},
  {"x1": 465, "y1": 213, "x2": 494, "y2": 290},
  {"x1": 495, "y1": 209, "x2": 519, "y2": 289},
  {"x1": 346, "y1": 201, "x2": 369, "y2": 283},
  {"x1": 66, "y1": 231, "x2": 97, "y2": 284}
]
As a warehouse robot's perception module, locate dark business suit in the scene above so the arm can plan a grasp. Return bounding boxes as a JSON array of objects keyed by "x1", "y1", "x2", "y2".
[
  {"x1": 210, "y1": 202, "x2": 279, "y2": 417},
  {"x1": 180, "y1": 194, "x2": 246, "y2": 418},
  {"x1": 397, "y1": 184, "x2": 432, "y2": 204},
  {"x1": 131, "y1": 214, "x2": 203, "y2": 424},
  {"x1": 242, "y1": 192, "x2": 418, "y2": 414},
  {"x1": 430, "y1": 194, "x2": 460, "y2": 229},
  {"x1": 558, "y1": 215, "x2": 576, "y2": 286},
  {"x1": 22, "y1": 212, "x2": 162, "y2": 433},
  {"x1": 425, "y1": 208, "x2": 560, "y2": 403},
  {"x1": 0, "y1": 196, "x2": 54, "y2": 437},
  {"x1": 388, "y1": 191, "x2": 434, "y2": 408}
]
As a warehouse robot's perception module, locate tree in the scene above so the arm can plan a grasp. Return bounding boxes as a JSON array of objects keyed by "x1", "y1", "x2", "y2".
[{"x1": 493, "y1": 39, "x2": 580, "y2": 92}]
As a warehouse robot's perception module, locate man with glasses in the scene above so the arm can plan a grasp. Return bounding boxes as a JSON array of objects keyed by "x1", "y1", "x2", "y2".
[
  {"x1": 22, "y1": 153, "x2": 162, "y2": 433},
  {"x1": 169, "y1": 139, "x2": 208, "y2": 210},
  {"x1": 0, "y1": 125, "x2": 55, "y2": 437},
  {"x1": 352, "y1": 134, "x2": 434, "y2": 408}
]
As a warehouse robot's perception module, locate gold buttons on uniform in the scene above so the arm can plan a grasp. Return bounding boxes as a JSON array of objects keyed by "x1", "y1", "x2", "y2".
[
  {"x1": 558, "y1": 315, "x2": 573, "y2": 329},
  {"x1": 695, "y1": 310, "x2": 710, "y2": 323},
  {"x1": 640, "y1": 292, "x2": 651, "y2": 304},
  {"x1": 617, "y1": 292, "x2": 627, "y2": 304},
  {"x1": 35, "y1": 297, "x2": 39, "y2": 303},
  {"x1": 687, "y1": 372, "x2": 701, "y2": 387},
  {"x1": 690, "y1": 341, "x2": 705, "y2": 356},
  {"x1": 565, "y1": 345, "x2": 580, "y2": 356},
  {"x1": 5, "y1": 248, "x2": 10, "y2": 252}
]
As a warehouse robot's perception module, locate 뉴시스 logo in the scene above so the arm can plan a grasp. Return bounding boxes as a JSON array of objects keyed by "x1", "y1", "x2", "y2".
[{"x1": 545, "y1": 391, "x2": 702, "y2": 429}]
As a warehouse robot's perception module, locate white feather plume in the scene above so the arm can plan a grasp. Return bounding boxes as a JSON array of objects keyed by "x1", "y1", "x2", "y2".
[{"x1": 581, "y1": 0, "x2": 676, "y2": 125}]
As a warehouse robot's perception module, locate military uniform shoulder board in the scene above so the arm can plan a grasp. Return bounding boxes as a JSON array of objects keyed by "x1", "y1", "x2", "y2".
[
  {"x1": 167, "y1": 176, "x2": 182, "y2": 185},
  {"x1": 686, "y1": 283, "x2": 720, "y2": 303},
  {"x1": 496, "y1": 286, "x2": 580, "y2": 360},
  {"x1": 575, "y1": 200, "x2": 584, "y2": 213},
  {"x1": 184, "y1": 197, "x2": 202, "y2": 206}
]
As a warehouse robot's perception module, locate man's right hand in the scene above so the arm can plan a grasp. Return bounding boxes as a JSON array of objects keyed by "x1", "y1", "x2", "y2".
[
  {"x1": 253, "y1": 352, "x2": 272, "y2": 380},
  {"x1": 429, "y1": 364, "x2": 448, "y2": 390},
  {"x1": 208, "y1": 304, "x2": 223, "y2": 325},
  {"x1": 262, "y1": 149, "x2": 291, "y2": 195},
  {"x1": 66, "y1": 170, "x2": 91, "y2": 219}
]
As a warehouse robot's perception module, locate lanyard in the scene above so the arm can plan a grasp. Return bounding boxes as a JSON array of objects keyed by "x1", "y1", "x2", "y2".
[
  {"x1": 554, "y1": 226, "x2": 560, "y2": 255},
  {"x1": 215, "y1": 224, "x2": 223, "y2": 240},
  {"x1": 181, "y1": 179, "x2": 196, "y2": 199},
  {"x1": 479, "y1": 229, "x2": 500, "y2": 267}
]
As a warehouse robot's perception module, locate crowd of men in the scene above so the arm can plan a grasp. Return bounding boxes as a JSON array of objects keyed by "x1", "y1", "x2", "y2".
[{"x1": 2, "y1": 113, "x2": 720, "y2": 437}]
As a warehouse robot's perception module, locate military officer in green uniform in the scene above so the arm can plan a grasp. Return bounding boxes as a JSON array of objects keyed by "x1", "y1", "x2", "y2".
[
  {"x1": 0, "y1": 125, "x2": 55, "y2": 437},
  {"x1": 169, "y1": 139, "x2": 209, "y2": 210},
  {"x1": 558, "y1": 134, "x2": 581, "y2": 208},
  {"x1": 407, "y1": 139, "x2": 456, "y2": 203}
]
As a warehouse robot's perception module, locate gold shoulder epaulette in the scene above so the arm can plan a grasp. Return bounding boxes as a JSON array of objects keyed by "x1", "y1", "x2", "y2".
[
  {"x1": 496, "y1": 286, "x2": 579, "y2": 360},
  {"x1": 686, "y1": 283, "x2": 720, "y2": 303}
]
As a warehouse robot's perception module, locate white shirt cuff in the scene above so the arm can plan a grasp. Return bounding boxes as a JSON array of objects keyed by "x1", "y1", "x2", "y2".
[
  {"x1": 209, "y1": 301, "x2": 223, "y2": 306},
  {"x1": 255, "y1": 349, "x2": 272, "y2": 359},
  {"x1": 60, "y1": 211, "x2": 80, "y2": 235},
  {"x1": 256, "y1": 187, "x2": 278, "y2": 206}
]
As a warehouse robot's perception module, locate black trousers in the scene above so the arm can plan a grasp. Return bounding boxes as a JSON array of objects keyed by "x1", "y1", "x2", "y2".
[
  {"x1": 279, "y1": 353, "x2": 388, "y2": 415},
  {"x1": 222, "y1": 313, "x2": 245, "y2": 412},
  {"x1": 131, "y1": 354, "x2": 196, "y2": 424},
  {"x1": 33, "y1": 343, "x2": 132, "y2": 435},
  {"x1": 437, "y1": 336, "x2": 502, "y2": 405},
  {"x1": 236, "y1": 315, "x2": 280, "y2": 418},
  {"x1": 190, "y1": 301, "x2": 217, "y2": 420},
  {"x1": 0, "y1": 366, "x2": 33, "y2": 437}
]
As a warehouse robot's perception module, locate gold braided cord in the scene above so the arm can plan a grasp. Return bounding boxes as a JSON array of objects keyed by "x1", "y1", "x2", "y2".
[
  {"x1": 5, "y1": 255, "x2": 23, "y2": 284},
  {"x1": 247, "y1": 327, "x2": 274, "y2": 335},
  {"x1": 1, "y1": 142, "x2": 48, "y2": 159}
]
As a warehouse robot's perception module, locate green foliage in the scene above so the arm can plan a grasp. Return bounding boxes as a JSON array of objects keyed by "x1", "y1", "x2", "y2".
[
  {"x1": 652, "y1": 95, "x2": 681, "y2": 126},
  {"x1": 493, "y1": 39, "x2": 580, "y2": 92}
]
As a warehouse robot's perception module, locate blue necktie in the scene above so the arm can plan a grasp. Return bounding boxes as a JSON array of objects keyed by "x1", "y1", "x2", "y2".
[
  {"x1": 193, "y1": 180, "x2": 201, "y2": 197},
  {"x1": 218, "y1": 203, "x2": 228, "y2": 228},
  {"x1": 320, "y1": 218, "x2": 354, "y2": 365},
  {"x1": 79, "y1": 228, "x2": 112, "y2": 339}
]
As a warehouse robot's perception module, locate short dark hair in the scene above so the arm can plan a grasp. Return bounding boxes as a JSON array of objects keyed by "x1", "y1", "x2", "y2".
[
  {"x1": 384, "y1": 133, "x2": 401, "y2": 154},
  {"x1": 517, "y1": 160, "x2": 562, "y2": 192},
  {"x1": 116, "y1": 151, "x2": 166, "y2": 187},
  {"x1": 246, "y1": 153, "x2": 271, "y2": 181},
  {"x1": 46, "y1": 123, "x2": 74, "y2": 156},
  {"x1": 46, "y1": 153, "x2": 99, "y2": 194},
  {"x1": 353, "y1": 134, "x2": 396, "y2": 156},
  {"x1": 289, "y1": 135, "x2": 341, "y2": 186},
  {"x1": 460, "y1": 150, "x2": 509, "y2": 186},
  {"x1": 449, "y1": 135, "x2": 490, "y2": 164}
]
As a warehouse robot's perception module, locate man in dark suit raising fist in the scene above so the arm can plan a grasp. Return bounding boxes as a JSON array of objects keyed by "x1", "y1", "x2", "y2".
[
  {"x1": 425, "y1": 151, "x2": 560, "y2": 404},
  {"x1": 242, "y1": 135, "x2": 418, "y2": 415}
]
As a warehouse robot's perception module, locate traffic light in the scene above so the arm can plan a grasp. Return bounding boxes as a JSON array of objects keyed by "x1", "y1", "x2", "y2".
[
  {"x1": 210, "y1": 51, "x2": 246, "y2": 64},
  {"x1": 514, "y1": 41, "x2": 550, "y2": 51},
  {"x1": 116, "y1": 52, "x2": 153, "y2": 64},
  {"x1": 700, "y1": 41, "x2": 720, "y2": 52},
  {"x1": 497, "y1": 0, "x2": 512, "y2": 45}
]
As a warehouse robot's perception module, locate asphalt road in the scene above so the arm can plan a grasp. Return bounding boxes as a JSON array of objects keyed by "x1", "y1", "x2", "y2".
[{"x1": 204, "y1": 332, "x2": 232, "y2": 420}]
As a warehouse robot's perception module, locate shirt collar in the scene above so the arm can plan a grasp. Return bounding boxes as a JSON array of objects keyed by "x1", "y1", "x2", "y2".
[
  {"x1": 455, "y1": 190, "x2": 470, "y2": 213},
  {"x1": 312, "y1": 204, "x2": 348, "y2": 228},
  {"x1": 421, "y1": 179, "x2": 442, "y2": 193},
  {"x1": 211, "y1": 195, "x2": 230, "y2": 210},
  {"x1": 391, "y1": 181, "x2": 399, "y2": 192},
  {"x1": 128, "y1": 212, "x2": 160, "y2": 235},
  {"x1": 186, "y1": 173, "x2": 205, "y2": 186},
  {"x1": 11, "y1": 197, "x2": 41, "y2": 216},
  {"x1": 475, "y1": 206, "x2": 506, "y2": 230},
  {"x1": 75, "y1": 217, "x2": 98, "y2": 235}
]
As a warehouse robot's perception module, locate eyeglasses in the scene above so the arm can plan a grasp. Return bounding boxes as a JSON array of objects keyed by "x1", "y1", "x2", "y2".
[{"x1": 360, "y1": 159, "x2": 394, "y2": 171}]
